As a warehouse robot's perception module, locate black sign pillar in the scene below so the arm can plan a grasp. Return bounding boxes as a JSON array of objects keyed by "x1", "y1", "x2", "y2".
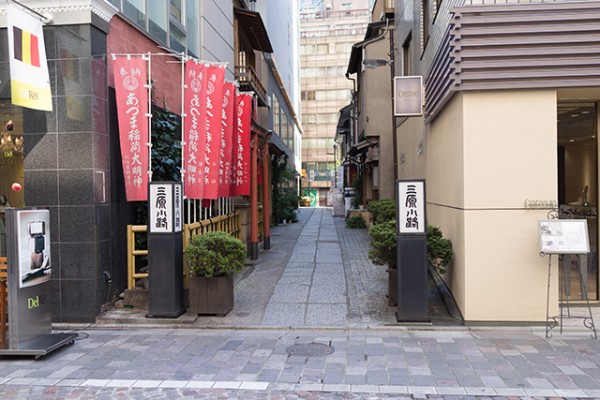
[
  {"x1": 146, "y1": 182, "x2": 185, "y2": 318},
  {"x1": 396, "y1": 180, "x2": 429, "y2": 322}
]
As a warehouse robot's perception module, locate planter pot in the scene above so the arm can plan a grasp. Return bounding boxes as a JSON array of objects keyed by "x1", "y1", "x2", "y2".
[{"x1": 189, "y1": 275, "x2": 234, "y2": 316}]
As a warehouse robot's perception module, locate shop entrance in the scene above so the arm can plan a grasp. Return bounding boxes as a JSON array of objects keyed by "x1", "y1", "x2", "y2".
[
  {"x1": 557, "y1": 101, "x2": 598, "y2": 301},
  {"x1": 0, "y1": 101, "x2": 25, "y2": 257}
]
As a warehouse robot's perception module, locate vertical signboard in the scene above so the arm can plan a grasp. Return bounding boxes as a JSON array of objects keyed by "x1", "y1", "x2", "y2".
[
  {"x1": 397, "y1": 180, "x2": 426, "y2": 234},
  {"x1": 113, "y1": 57, "x2": 149, "y2": 201},
  {"x1": 7, "y1": 3, "x2": 53, "y2": 111},
  {"x1": 395, "y1": 179, "x2": 429, "y2": 322},
  {"x1": 149, "y1": 182, "x2": 183, "y2": 234},
  {"x1": 2, "y1": 209, "x2": 76, "y2": 356},
  {"x1": 394, "y1": 76, "x2": 423, "y2": 117},
  {"x1": 147, "y1": 182, "x2": 185, "y2": 318}
]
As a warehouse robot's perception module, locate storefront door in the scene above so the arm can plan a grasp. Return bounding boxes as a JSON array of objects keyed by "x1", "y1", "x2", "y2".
[{"x1": 557, "y1": 102, "x2": 598, "y2": 301}]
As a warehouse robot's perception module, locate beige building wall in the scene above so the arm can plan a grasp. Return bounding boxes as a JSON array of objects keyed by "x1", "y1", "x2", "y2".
[
  {"x1": 361, "y1": 31, "x2": 395, "y2": 199},
  {"x1": 400, "y1": 89, "x2": 561, "y2": 322}
]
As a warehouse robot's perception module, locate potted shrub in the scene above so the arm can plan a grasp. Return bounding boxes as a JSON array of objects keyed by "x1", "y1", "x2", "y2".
[
  {"x1": 299, "y1": 196, "x2": 311, "y2": 207},
  {"x1": 185, "y1": 231, "x2": 247, "y2": 315},
  {"x1": 427, "y1": 225, "x2": 453, "y2": 275},
  {"x1": 368, "y1": 219, "x2": 398, "y2": 306}
]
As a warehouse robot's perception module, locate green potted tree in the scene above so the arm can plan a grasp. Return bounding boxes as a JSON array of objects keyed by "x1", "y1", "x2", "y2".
[
  {"x1": 185, "y1": 231, "x2": 247, "y2": 315},
  {"x1": 368, "y1": 219, "x2": 397, "y2": 307},
  {"x1": 426, "y1": 225, "x2": 453, "y2": 275}
]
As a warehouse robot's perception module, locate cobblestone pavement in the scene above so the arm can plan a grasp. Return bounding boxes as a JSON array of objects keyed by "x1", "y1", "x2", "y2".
[
  {"x1": 3, "y1": 207, "x2": 600, "y2": 399},
  {"x1": 1, "y1": 328, "x2": 600, "y2": 399}
]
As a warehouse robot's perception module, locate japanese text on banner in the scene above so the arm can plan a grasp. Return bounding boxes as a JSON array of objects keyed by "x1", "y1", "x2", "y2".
[
  {"x1": 203, "y1": 65, "x2": 226, "y2": 200},
  {"x1": 113, "y1": 57, "x2": 149, "y2": 201},
  {"x1": 183, "y1": 61, "x2": 207, "y2": 199},
  {"x1": 218, "y1": 82, "x2": 236, "y2": 198},
  {"x1": 232, "y1": 93, "x2": 252, "y2": 196}
]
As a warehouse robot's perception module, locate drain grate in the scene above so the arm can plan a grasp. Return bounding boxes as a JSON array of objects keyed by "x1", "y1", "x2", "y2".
[{"x1": 286, "y1": 342, "x2": 335, "y2": 357}]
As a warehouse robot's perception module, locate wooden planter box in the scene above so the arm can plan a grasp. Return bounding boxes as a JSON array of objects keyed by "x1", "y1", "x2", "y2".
[{"x1": 189, "y1": 275, "x2": 234, "y2": 316}]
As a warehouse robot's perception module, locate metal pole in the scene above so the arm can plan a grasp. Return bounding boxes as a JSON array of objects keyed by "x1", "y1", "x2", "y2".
[
  {"x1": 144, "y1": 52, "x2": 153, "y2": 182},
  {"x1": 181, "y1": 52, "x2": 186, "y2": 197},
  {"x1": 389, "y1": 20, "x2": 398, "y2": 183}
]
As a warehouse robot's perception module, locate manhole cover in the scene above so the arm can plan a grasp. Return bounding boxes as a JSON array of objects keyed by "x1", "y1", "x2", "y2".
[{"x1": 286, "y1": 343, "x2": 335, "y2": 357}]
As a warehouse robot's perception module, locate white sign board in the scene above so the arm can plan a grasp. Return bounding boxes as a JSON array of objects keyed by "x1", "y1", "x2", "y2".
[
  {"x1": 397, "y1": 180, "x2": 426, "y2": 234},
  {"x1": 149, "y1": 182, "x2": 182, "y2": 234},
  {"x1": 538, "y1": 219, "x2": 590, "y2": 254},
  {"x1": 394, "y1": 76, "x2": 423, "y2": 116},
  {"x1": 15, "y1": 210, "x2": 51, "y2": 289}
]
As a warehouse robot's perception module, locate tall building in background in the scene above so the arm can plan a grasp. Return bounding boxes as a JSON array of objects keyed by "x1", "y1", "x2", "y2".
[{"x1": 299, "y1": 0, "x2": 370, "y2": 206}]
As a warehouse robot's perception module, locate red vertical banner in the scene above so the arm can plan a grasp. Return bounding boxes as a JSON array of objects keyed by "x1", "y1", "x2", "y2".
[
  {"x1": 202, "y1": 64, "x2": 226, "y2": 200},
  {"x1": 218, "y1": 82, "x2": 236, "y2": 198},
  {"x1": 232, "y1": 93, "x2": 252, "y2": 196},
  {"x1": 183, "y1": 61, "x2": 206, "y2": 199},
  {"x1": 113, "y1": 57, "x2": 149, "y2": 201}
]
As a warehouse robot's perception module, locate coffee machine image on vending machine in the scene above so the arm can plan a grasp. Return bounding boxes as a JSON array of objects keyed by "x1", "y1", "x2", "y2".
[{"x1": 21, "y1": 220, "x2": 51, "y2": 285}]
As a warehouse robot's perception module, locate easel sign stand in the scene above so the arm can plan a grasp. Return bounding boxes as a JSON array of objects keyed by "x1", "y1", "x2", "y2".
[
  {"x1": 538, "y1": 217, "x2": 597, "y2": 339},
  {"x1": 0, "y1": 208, "x2": 77, "y2": 358}
]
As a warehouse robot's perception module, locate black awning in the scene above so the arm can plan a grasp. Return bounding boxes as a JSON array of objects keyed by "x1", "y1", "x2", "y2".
[
  {"x1": 336, "y1": 104, "x2": 352, "y2": 134},
  {"x1": 234, "y1": 8, "x2": 273, "y2": 53}
]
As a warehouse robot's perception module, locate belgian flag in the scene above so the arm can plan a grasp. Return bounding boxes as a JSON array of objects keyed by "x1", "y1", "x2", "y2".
[{"x1": 13, "y1": 26, "x2": 40, "y2": 67}]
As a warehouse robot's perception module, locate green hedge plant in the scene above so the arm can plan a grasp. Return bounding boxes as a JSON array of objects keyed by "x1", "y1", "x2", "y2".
[
  {"x1": 346, "y1": 215, "x2": 367, "y2": 229},
  {"x1": 368, "y1": 221, "x2": 454, "y2": 275},
  {"x1": 427, "y1": 225, "x2": 453, "y2": 275},
  {"x1": 367, "y1": 199, "x2": 396, "y2": 224},
  {"x1": 185, "y1": 232, "x2": 247, "y2": 278},
  {"x1": 368, "y1": 219, "x2": 397, "y2": 268}
]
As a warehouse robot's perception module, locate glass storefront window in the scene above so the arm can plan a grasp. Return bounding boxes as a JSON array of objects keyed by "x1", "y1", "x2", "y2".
[
  {"x1": 558, "y1": 102, "x2": 598, "y2": 301},
  {"x1": 0, "y1": 101, "x2": 25, "y2": 257}
]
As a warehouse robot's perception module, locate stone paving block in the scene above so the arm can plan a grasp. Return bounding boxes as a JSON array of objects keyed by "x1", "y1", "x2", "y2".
[
  {"x1": 262, "y1": 303, "x2": 306, "y2": 326},
  {"x1": 436, "y1": 386, "x2": 467, "y2": 395},
  {"x1": 294, "y1": 382, "x2": 323, "y2": 391},
  {"x1": 105, "y1": 379, "x2": 136, "y2": 387},
  {"x1": 239, "y1": 381, "x2": 269, "y2": 390},
  {"x1": 350, "y1": 384, "x2": 380, "y2": 393},
  {"x1": 322, "y1": 383, "x2": 352, "y2": 392},
  {"x1": 305, "y1": 304, "x2": 347, "y2": 326},
  {"x1": 366, "y1": 370, "x2": 389, "y2": 385},
  {"x1": 81, "y1": 379, "x2": 110, "y2": 387},
  {"x1": 570, "y1": 374, "x2": 600, "y2": 388},
  {"x1": 132, "y1": 379, "x2": 162, "y2": 388},
  {"x1": 407, "y1": 385, "x2": 437, "y2": 395},
  {"x1": 308, "y1": 286, "x2": 346, "y2": 304},
  {"x1": 558, "y1": 365, "x2": 586, "y2": 375},
  {"x1": 270, "y1": 284, "x2": 310, "y2": 303},
  {"x1": 523, "y1": 387, "x2": 559, "y2": 397},
  {"x1": 55, "y1": 379, "x2": 85, "y2": 387},
  {"x1": 185, "y1": 381, "x2": 213, "y2": 388},
  {"x1": 158, "y1": 380, "x2": 188, "y2": 388},
  {"x1": 257, "y1": 369, "x2": 280, "y2": 382},
  {"x1": 345, "y1": 374, "x2": 367, "y2": 384},
  {"x1": 554, "y1": 388, "x2": 588, "y2": 397}
]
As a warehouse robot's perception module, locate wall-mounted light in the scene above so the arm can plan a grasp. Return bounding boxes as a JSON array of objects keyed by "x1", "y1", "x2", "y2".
[{"x1": 362, "y1": 58, "x2": 389, "y2": 69}]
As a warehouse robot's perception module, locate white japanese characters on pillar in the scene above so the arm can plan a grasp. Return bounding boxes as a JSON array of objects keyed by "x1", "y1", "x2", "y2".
[
  {"x1": 397, "y1": 180, "x2": 426, "y2": 235},
  {"x1": 149, "y1": 182, "x2": 183, "y2": 234}
]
